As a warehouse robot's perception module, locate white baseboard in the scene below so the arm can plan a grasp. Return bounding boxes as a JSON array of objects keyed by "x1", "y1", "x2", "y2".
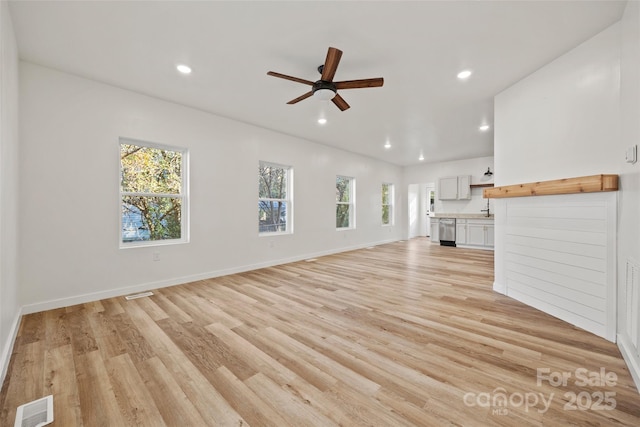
[
  {"x1": 493, "y1": 280, "x2": 506, "y2": 294},
  {"x1": 21, "y1": 238, "x2": 399, "y2": 315},
  {"x1": 0, "y1": 307, "x2": 22, "y2": 389},
  {"x1": 455, "y1": 244, "x2": 494, "y2": 251},
  {"x1": 617, "y1": 333, "x2": 640, "y2": 393}
]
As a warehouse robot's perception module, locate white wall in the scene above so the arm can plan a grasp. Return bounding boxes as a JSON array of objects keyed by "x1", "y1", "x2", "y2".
[
  {"x1": 495, "y1": 20, "x2": 622, "y2": 294},
  {"x1": 495, "y1": 17, "x2": 640, "y2": 386},
  {"x1": 404, "y1": 155, "x2": 495, "y2": 215},
  {"x1": 18, "y1": 62, "x2": 405, "y2": 312},
  {"x1": 494, "y1": 24, "x2": 620, "y2": 186},
  {"x1": 617, "y1": 0, "x2": 640, "y2": 390},
  {"x1": 0, "y1": 1, "x2": 21, "y2": 384},
  {"x1": 498, "y1": 192, "x2": 617, "y2": 341}
]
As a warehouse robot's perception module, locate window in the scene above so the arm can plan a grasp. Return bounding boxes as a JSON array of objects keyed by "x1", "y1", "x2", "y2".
[
  {"x1": 259, "y1": 162, "x2": 292, "y2": 234},
  {"x1": 120, "y1": 139, "x2": 188, "y2": 246},
  {"x1": 336, "y1": 175, "x2": 355, "y2": 229},
  {"x1": 382, "y1": 183, "x2": 394, "y2": 225}
]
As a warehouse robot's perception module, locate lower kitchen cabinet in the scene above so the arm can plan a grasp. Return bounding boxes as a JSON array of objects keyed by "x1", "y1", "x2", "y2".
[
  {"x1": 467, "y1": 222, "x2": 486, "y2": 246},
  {"x1": 430, "y1": 218, "x2": 439, "y2": 242},
  {"x1": 456, "y1": 222, "x2": 467, "y2": 244},
  {"x1": 456, "y1": 219, "x2": 494, "y2": 249}
]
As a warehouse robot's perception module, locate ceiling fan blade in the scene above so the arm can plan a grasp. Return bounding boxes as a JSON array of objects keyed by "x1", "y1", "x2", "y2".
[
  {"x1": 267, "y1": 71, "x2": 314, "y2": 86},
  {"x1": 321, "y1": 47, "x2": 343, "y2": 82},
  {"x1": 287, "y1": 91, "x2": 314, "y2": 104},
  {"x1": 335, "y1": 78, "x2": 384, "y2": 90},
  {"x1": 332, "y1": 93, "x2": 350, "y2": 111}
]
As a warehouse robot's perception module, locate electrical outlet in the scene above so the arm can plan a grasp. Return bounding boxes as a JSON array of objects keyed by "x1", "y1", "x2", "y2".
[{"x1": 153, "y1": 251, "x2": 160, "y2": 261}]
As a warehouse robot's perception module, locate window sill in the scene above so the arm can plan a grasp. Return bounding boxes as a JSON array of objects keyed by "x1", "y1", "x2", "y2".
[
  {"x1": 120, "y1": 238, "x2": 189, "y2": 249},
  {"x1": 259, "y1": 231, "x2": 292, "y2": 237}
]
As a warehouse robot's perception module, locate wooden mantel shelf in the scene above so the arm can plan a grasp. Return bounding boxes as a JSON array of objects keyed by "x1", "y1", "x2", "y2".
[{"x1": 483, "y1": 174, "x2": 618, "y2": 199}]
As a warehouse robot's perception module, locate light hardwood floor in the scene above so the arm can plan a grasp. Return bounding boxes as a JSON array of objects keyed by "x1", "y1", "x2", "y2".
[{"x1": 1, "y1": 238, "x2": 638, "y2": 426}]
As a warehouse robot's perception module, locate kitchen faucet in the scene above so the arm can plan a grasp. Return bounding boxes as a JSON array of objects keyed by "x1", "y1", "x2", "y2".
[{"x1": 480, "y1": 198, "x2": 490, "y2": 217}]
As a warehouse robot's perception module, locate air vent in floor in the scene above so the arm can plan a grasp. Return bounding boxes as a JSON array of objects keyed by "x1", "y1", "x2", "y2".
[
  {"x1": 15, "y1": 395, "x2": 53, "y2": 427},
  {"x1": 124, "y1": 291, "x2": 154, "y2": 300}
]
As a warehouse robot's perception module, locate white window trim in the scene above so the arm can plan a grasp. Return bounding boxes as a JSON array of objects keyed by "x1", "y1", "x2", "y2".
[
  {"x1": 258, "y1": 161, "x2": 293, "y2": 236},
  {"x1": 336, "y1": 175, "x2": 355, "y2": 230},
  {"x1": 119, "y1": 137, "x2": 189, "y2": 248},
  {"x1": 382, "y1": 182, "x2": 394, "y2": 226}
]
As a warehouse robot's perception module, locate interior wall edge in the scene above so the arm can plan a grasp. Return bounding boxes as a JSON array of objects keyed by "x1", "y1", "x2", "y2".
[
  {"x1": 0, "y1": 308, "x2": 22, "y2": 390},
  {"x1": 617, "y1": 333, "x2": 640, "y2": 393}
]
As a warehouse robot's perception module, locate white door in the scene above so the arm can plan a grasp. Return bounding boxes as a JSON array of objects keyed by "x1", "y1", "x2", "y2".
[
  {"x1": 425, "y1": 185, "x2": 435, "y2": 236},
  {"x1": 408, "y1": 184, "x2": 420, "y2": 238}
]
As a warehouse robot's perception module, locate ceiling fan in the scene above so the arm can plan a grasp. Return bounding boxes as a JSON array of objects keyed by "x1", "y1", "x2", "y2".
[{"x1": 267, "y1": 47, "x2": 384, "y2": 111}]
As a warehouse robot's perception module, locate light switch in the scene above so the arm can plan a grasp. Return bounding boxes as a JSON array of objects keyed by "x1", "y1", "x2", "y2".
[
  {"x1": 624, "y1": 144, "x2": 638, "y2": 163},
  {"x1": 625, "y1": 145, "x2": 637, "y2": 164}
]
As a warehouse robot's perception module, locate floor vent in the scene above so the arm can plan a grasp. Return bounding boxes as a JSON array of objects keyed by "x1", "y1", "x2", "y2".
[
  {"x1": 15, "y1": 395, "x2": 53, "y2": 427},
  {"x1": 124, "y1": 291, "x2": 154, "y2": 300}
]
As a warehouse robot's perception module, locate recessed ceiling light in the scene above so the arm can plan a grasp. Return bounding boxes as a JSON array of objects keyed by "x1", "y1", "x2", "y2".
[
  {"x1": 479, "y1": 124, "x2": 490, "y2": 131},
  {"x1": 384, "y1": 141, "x2": 391, "y2": 149},
  {"x1": 457, "y1": 70, "x2": 472, "y2": 80},
  {"x1": 176, "y1": 64, "x2": 192, "y2": 74},
  {"x1": 317, "y1": 118, "x2": 327, "y2": 125},
  {"x1": 419, "y1": 154, "x2": 425, "y2": 161}
]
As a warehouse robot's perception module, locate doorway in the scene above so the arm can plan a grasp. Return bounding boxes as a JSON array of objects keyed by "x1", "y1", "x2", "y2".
[
  {"x1": 408, "y1": 183, "x2": 435, "y2": 239},
  {"x1": 425, "y1": 185, "x2": 435, "y2": 237}
]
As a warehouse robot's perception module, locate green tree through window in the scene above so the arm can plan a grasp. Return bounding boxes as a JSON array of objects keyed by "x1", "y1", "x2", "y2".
[
  {"x1": 259, "y1": 162, "x2": 291, "y2": 233},
  {"x1": 336, "y1": 176, "x2": 354, "y2": 228},
  {"x1": 382, "y1": 183, "x2": 393, "y2": 225},
  {"x1": 120, "y1": 141, "x2": 187, "y2": 244}
]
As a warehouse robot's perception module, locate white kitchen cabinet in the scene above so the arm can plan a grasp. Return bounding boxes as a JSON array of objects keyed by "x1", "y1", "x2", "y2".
[
  {"x1": 430, "y1": 218, "x2": 439, "y2": 242},
  {"x1": 456, "y1": 220, "x2": 467, "y2": 244},
  {"x1": 450, "y1": 218, "x2": 494, "y2": 249},
  {"x1": 465, "y1": 219, "x2": 494, "y2": 248},
  {"x1": 466, "y1": 222, "x2": 486, "y2": 246},
  {"x1": 457, "y1": 175, "x2": 471, "y2": 200},
  {"x1": 438, "y1": 177, "x2": 459, "y2": 200},
  {"x1": 438, "y1": 175, "x2": 471, "y2": 200}
]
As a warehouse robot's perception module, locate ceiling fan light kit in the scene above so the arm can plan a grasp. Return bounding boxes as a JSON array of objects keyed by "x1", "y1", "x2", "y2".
[
  {"x1": 267, "y1": 47, "x2": 384, "y2": 111},
  {"x1": 312, "y1": 82, "x2": 337, "y2": 101}
]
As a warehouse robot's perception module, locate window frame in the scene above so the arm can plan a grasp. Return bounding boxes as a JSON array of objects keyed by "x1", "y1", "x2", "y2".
[
  {"x1": 382, "y1": 182, "x2": 394, "y2": 226},
  {"x1": 258, "y1": 161, "x2": 293, "y2": 235},
  {"x1": 119, "y1": 138, "x2": 189, "y2": 248},
  {"x1": 336, "y1": 175, "x2": 355, "y2": 230}
]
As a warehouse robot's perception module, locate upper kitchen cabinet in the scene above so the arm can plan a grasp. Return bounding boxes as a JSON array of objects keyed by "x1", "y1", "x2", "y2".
[
  {"x1": 458, "y1": 175, "x2": 471, "y2": 199},
  {"x1": 438, "y1": 175, "x2": 471, "y2": 200}
]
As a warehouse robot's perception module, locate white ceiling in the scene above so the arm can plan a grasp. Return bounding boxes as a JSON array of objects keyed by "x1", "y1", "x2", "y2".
[{"x1": 8, "y1": 0, "x2": 626, "y2": 166}]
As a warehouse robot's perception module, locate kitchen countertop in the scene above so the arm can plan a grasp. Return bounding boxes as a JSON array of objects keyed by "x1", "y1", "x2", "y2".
[{"x1": 430, "y1": 213, "x2": 494, "y2": 219}]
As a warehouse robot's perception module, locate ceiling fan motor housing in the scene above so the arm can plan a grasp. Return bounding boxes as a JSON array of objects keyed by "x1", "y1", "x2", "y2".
[{"x1": 312, "y1": 80, "x2": 337, "y2": 95}]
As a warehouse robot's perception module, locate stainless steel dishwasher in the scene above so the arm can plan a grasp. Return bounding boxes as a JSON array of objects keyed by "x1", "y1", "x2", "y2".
[{"x1": 439, "y1": 218, "x2": 456, "y2": 247}]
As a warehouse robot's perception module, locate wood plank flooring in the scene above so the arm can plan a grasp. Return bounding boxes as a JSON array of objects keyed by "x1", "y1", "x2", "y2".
[{"x1": 1, "y1": 238, "x2": 639, "y2": 426}]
